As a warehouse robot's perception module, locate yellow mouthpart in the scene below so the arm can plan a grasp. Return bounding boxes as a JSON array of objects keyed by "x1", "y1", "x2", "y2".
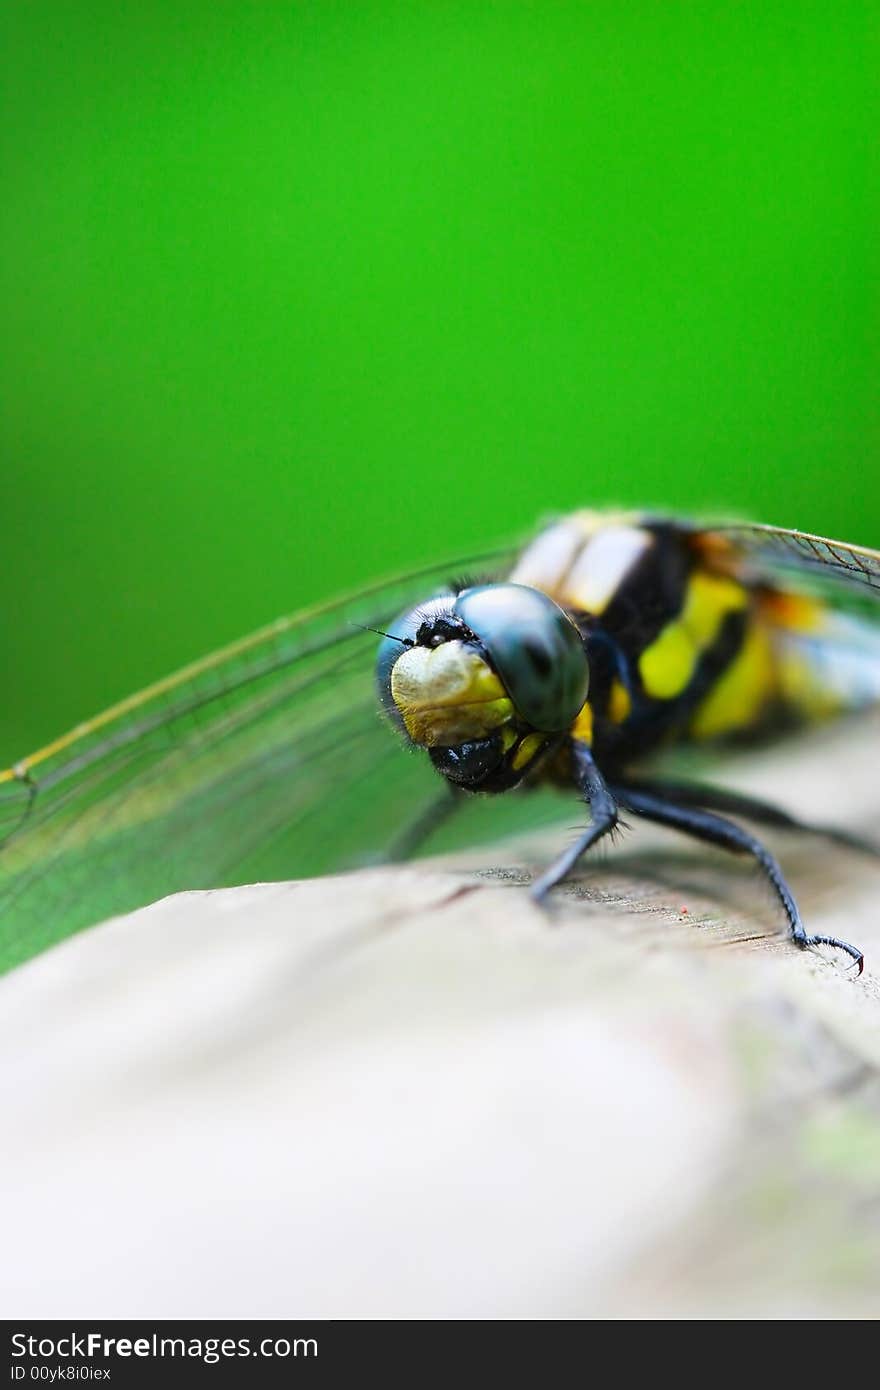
[{"x1": 390, "y1": 641, "x2": 514, "y2": 747}]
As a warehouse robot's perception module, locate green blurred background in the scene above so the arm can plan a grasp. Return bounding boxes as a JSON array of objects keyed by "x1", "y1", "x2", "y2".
[{"x1": 2, "y1": 1, "x2": 878, "y2": 765}]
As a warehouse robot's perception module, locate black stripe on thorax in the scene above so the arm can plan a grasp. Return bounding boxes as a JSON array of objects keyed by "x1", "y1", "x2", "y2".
[
  {"x1": 590, "y1": 605, "x2": 749, "y2": 771},
  {"x1": 598, "y1": 522, "x2": 696, "y2": 660}
]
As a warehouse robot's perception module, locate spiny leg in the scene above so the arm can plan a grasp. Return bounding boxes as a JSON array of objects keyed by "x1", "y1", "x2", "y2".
[
  {"x1": 530, "y1": 741, "x2": 619, "y2": 901},
  {"x1": 621, "y1": 777, "x2": 880, "y2": 860},
  {"x1": 613, "y1": 785, "x2": 864, "y2": 974}
]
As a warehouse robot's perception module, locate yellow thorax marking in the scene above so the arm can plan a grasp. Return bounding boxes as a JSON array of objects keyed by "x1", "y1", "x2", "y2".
[
  {"x1": 512, "y1": 732, "x2": 546, "y2": 770},
  {"x1": 570, "y1": 700, "x2": 593, "y2": 744},
  {"x1": 639, "y1": 571, "x2": 748, "y2": 701},
  {"x1": 608, "y1": 678, "x2": 631, "y2": 723},
  {"x1": 691, "y1": 624, "x2": 775, "y2": 738}
]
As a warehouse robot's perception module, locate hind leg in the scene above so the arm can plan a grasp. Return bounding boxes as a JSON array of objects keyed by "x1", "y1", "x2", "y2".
[{"x1": 612, "y1": 784, "x2": 864, "y2": 973}]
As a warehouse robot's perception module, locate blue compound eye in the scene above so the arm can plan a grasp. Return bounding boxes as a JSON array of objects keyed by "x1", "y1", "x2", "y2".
[{"x1": 453, "y1": 584, "x2": 589, "y2": 732}]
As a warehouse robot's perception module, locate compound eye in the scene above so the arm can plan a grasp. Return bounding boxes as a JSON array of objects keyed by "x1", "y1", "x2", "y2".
[{"x1": 453, "y1": 584, "x2": 589, "y2": 732}]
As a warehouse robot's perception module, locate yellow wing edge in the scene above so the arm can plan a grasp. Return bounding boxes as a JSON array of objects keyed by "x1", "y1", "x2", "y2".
[
  {"x1": 0, "y1": 606, "x2": 327, "y2": 786},
  {"x1": 713, "y1": 522, "x2": 880, "y2": 581}
]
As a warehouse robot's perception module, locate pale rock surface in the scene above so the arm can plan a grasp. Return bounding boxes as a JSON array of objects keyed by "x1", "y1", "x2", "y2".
[{"x1": 2, "y1": 719, "x2": 880, "y2": 1318}]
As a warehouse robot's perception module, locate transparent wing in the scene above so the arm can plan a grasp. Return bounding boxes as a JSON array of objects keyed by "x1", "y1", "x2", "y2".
[
  {"x1": 709, "y1": 523, "x2": 880, "y2": 597},
  {"x1": 0, "y1": 546, "x2": 517, "y2": 973}
]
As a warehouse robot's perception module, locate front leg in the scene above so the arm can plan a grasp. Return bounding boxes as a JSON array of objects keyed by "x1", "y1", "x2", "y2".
[{"x1": 530, "y1": 740, "x2": 619, "y2": 901}]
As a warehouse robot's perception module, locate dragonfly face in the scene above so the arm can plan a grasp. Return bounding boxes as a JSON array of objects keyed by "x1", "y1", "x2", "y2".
[{"x1": 376, "y1": 582, "x2": 590, "y2": 792}]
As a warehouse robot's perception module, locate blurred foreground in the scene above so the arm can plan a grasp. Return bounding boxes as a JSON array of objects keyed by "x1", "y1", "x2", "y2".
[{"x1": 2, "y1": 718, "x2": 880, "y2": 1318}]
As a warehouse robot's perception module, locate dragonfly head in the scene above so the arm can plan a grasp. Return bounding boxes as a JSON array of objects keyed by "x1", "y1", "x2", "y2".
[{"x1": 376, "y1": 583, "x2": 589, "y2": 791}]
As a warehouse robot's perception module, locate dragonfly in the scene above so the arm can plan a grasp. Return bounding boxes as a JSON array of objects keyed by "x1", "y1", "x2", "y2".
[{"x1": 2, "y1": 511, "x2": 879, "y2": 977}]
